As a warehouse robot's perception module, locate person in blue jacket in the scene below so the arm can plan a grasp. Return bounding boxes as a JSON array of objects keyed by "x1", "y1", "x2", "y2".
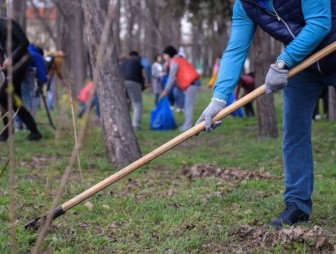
[
  {"x1": 15, "y1": 43, "x2": 49, "y2": 130},
  {"x1": 196, "y1": 0, "x2": 336, "y2": 229},
  {"x1": 140, "y1": 56, "x2": 151, "y2": 87}
]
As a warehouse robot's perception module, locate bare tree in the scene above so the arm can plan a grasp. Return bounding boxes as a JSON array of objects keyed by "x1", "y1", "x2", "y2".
[
  {"x1": 53, "y1": 0, "x2": 87, "y2": 96},
  {"x1": 0, "y1": 0, "x2": 6, "y2": 17},
  {"x1": 111, "y1": 0, "x2": 121, "y2": 54},
  {"x1": 81, "y1": 0, "x2": 141, "y2": 167},
  {"x1": 329, "y1": 87, "x2": 336, "y2": 121},
  {"x1": 251, "y1": 28, "x2": 278, "y2": 139},
  {"x1": 187, "y1": 0, "x2": 233, "y2": 74},
  {"x1": 12, "y1": 0, "x2": 27, "y2": 30}
]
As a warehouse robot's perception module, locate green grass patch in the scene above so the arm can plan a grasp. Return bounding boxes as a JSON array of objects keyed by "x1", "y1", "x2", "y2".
[{"x1": 0, "y1": 82, "x2": 335, "y2": 253}]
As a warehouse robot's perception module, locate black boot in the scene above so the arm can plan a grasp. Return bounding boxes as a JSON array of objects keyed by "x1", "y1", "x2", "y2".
[
  {"x1": 0, "y1": 131, "x2": 8, "y2": 142},
  {"x1": 0, "y1": 128, "x2": 14, "y2": 142},
  {"x1": 268, "y1": 202, "x2": 309, "y2": 229},
  {"x1": 27, "y1": 129, "x2": 42, "y2": 141}
]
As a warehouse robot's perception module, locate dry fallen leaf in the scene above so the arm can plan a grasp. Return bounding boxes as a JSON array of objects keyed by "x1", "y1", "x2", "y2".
[
  {"x1": 167, "y1": 187, "x2": 176, "y2": 197},
  {"x1": 102, "y1": 204, "x2": 110, "y2": 210},
  {"x1": 84, "y1": 201, "x2": 94, "y2": 211},
  {"x1": 231, "y1": 225, "x2": 335, "y2": 252},
  {"x1": 181, "y1": 163, "x2": 280, "y2": 182}
]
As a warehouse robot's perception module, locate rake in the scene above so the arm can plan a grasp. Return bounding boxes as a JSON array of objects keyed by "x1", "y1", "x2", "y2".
[{"x1": 24, "y1": 41, "x2": 336, "y2": 231}]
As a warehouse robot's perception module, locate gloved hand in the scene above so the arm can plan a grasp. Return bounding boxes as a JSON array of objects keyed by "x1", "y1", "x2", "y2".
[
  {"x1": 195, "y1": 98, "x2": 227, "y2": 132},
  {"x1": 265, "y1": 64, "x2": 289, "y2": 94}
]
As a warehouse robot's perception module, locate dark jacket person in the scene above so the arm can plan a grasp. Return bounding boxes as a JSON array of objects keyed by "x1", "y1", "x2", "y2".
[{"x1": 0, "y1": 18, "x2": 42, "y2": 141}]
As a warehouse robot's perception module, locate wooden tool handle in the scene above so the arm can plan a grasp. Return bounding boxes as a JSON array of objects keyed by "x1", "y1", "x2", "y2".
[{"x1": 61, "y1": 41, "x2": 336, "y2": 212}]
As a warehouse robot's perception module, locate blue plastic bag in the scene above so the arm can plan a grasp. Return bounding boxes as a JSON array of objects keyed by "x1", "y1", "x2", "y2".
[
  {"x1": 150, "y1": 97, "x2": 177, "y2": 130},
  {"x1": 227, "y1": 93, "x2": 244, "y2": 117}
]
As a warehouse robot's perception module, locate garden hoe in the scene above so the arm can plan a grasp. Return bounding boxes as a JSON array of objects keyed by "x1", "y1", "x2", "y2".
[{"x1": 25, "y1": 41, "x2": 336, "y2": 231}]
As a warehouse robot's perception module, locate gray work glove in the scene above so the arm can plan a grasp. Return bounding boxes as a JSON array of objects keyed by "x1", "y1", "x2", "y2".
[
  {"x1": 195, "y1": 98, "x2": 227, "y2": 132},
  {"x1": 265, "y1": 64, "x2": 289, "y2": 94}
]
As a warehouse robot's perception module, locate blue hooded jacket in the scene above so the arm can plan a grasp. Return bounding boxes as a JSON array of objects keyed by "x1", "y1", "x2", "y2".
[
  {"x1": 27, "y1": 43, "x2": 48, "y2": 84},
  {"x1": 213, "y1": 0, "x2": 334, "y2": 102}
]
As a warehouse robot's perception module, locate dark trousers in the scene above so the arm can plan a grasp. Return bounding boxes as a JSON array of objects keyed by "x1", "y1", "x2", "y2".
[
  {"x1": 243, "y1": 102, "x2": 255, "y2": 117},
  {"x1": 0, "y1": 57, "x2": 38, "y2": 134}
]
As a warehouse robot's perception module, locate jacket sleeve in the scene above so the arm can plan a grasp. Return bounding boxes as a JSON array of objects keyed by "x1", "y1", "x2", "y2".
[
  {"x1": 164, "y1": 61, "x2": 178, "y2": 92},
  {"x1": 277, "y1": 0, "x2": 331, "y2": 67},
  {"x1": 141, "y1": 57, "x2": 151, "y2": 83},
  {"x1": 10, "y1": 19, "x2": 30, "y2": 63},
  {"x1": 213, "y1": 0, "x2": 256, "y2": 102},
  {"x1": 151, "y1": 63, "x2": 159, "y2": 78},
  {"x1": 30, "y1": 51, "x2": 48, "y2": 83}
]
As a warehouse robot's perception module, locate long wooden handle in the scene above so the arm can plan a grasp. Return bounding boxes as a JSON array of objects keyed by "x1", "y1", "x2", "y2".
[{"x1": 61, "y1": 41, "x2": 336, "y2": 212}]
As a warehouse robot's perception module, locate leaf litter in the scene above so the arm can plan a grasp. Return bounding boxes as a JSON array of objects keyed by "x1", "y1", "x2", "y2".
[
  {"x1": 181, "y1": 163, "x2": 281, "y2": 182},
  {"x1": 231, "y1": 224, "x2": 335, "y2": 252}
]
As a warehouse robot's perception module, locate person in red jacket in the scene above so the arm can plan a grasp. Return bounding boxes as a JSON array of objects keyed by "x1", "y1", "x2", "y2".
[
  {"x1": 160, "y1": 46, "x2": 201, "y2": 131},
  {"x1": 235, "y1": 72, "x2": 255, "y2": 117},
  {"x1": 77, "y1": 81, "x2": 100, "y2": 118}
]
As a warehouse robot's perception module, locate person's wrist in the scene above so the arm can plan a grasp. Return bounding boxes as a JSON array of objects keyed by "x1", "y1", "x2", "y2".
[
  {"x1": 275, "y1": 60, "x2": 289, "y2": 70},
  {"x1": 211, "y1": 98, "x2": 227, "y2": 107}
]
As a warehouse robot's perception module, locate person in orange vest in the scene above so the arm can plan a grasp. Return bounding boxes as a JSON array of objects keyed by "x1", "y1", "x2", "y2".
[{"x1": 160, "y1": 46, "x2": 201, "y2": 131}]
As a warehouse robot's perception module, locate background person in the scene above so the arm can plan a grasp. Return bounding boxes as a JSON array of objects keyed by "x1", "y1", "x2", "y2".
[
  {"x1": 207, "y1": 56, "x2": 220, "y2": 88},
  {"x1": 120, "y1": 51, "x2": 145, "y2": 130},
  {"x1": 15, "y1": 43, "x2": 49, "y2": 130},
  {"x1": 0, "y1": 18, "x2": 42, "y2": 141},
  {"x1": 235, "y1": 72, "x2": 255, "y2": 117},
  {"x1": 151, "y1": 54, "x2": 164, "y2": 105},
  {"x1": 160, "y1": 45, "x2": 200, "y2": 132},
  {"x1": 77, "y1": 80, "x2": 100, "y2": 118},
  {"x1": 45, "y1": 50, "x2": 65, "y2": 110}
]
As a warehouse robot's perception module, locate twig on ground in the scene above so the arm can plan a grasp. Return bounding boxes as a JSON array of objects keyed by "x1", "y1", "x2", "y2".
[{"x1": 0, "y1": 157, "x2": 10, "y2": 178}]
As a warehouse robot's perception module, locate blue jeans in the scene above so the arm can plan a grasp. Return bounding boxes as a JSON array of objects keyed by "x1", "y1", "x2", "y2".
[
  {"x1": 283, "y1": 70, "x2": 336, "y2": 215},
  {"x1": 125, "y1": 80, "x2": 142, "y2": 129},
  {"x1": 15, "y1": 72, "x2": 36, "y2": 127},
  {"x1": 173, "y1": 85, "x2": 184, "y2": 109},
  {"x1": 47, "y1": 77, "x2": 55, "y2": 110},
  {"x1": 78, "y1": 96, "x2": 100, "y2": 118}
]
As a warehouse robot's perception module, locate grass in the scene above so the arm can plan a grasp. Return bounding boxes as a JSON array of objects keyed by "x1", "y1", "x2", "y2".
[{"x1": 0, "y1": 81, "x2": 336, "y2": 253}]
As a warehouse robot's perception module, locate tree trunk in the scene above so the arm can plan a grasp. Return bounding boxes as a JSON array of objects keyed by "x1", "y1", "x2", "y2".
[
  {"x1": 55, "y1": 0, "x2": 86, "y2": 96},
  {"x1": 125, "y1": 0, "x2": 136, "y2": 52},
  {"x1": 12, "y1": 0, "x2": 27, "y2": 31},
  {"x1": 111, "y1": 0, "x2": 121, "y2": 54},
  {"x1": 81, "y1": 0, "x2": 141, "y2": 167},
  {"x1": 251, "y1": 28, "x2": 278, "y2": 139},
  {"x1": 0, "y1": 0, "x2": 6, "y2": 17},
  {"x1": 143, "y1": 0, "x2": 156, "y2": 63},
  {"x1": 328, "y1": 87, "x2": 336, "y2": 122}
]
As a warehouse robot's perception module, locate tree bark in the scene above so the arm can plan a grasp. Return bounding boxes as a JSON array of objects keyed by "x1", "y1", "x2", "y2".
[
  {"x1": 328, "y1": 87, "x2": 336, "y2": 122},
  {"x1": 143, "y1": 0, "x2": 156, "y2": 63},
  {"x1": 0, "y1": 0, "x2": 6, "y2": 17},
  {"x1": 251, "y1": 28, "x2": 278, "y2": 139},
  {"x1": 124, "y1": 0, "x2": 136, "y2": 52},
  {"x1": 12, "y1": 0, "x2": 27, "y2": 31},
  {"x1": 81, "y1": 0, "x2": 141, "y2": 167},
  {"x1": 54, "y1": 0, "x2": 86, "y2": 96},
  {"x1": 111, "y1": 0, "x2": 121, "y2": 54}
]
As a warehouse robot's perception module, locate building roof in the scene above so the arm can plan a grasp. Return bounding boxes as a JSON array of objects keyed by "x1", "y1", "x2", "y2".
[{"x1": 26, "y1": 7, "x2": 57, "y2": 20}]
